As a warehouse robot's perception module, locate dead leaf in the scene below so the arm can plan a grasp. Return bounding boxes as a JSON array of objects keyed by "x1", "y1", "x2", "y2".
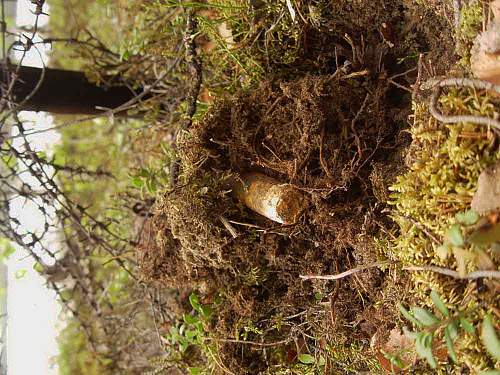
[
  {"x1": 384, "y1": 328, "x2": 413, "y2": 353},
  {"x1": 468, "y1": 221, "x2": 500, "y2": 246},
  {"x1": 471, "y1": 162, "x2": 500, "y2": 214},
  {"x1": 371, "y1": 328, "x2": 414, "y2": 373},
  {"x1": 453, "y1": 248, "x2": 477, "y2": 277},
  {"x1": 471, "y1": 22, "x2": 500, "y2": 84},
  {"x1": 491, "y1": 0, "x2": 500, "y2": 20},
  {"x1": 476, "y1": 249, "x2": 496, "y2": 270},
  {"x1": 218, "y1": 21, "x2": 235, "y2": 49}
]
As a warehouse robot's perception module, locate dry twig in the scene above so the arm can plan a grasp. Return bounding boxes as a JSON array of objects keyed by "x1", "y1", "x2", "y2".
[
  {"x1": 403, "y1": 265, "x2": 500, "y2": 280},
  {"x1": 300, "y1": 262, "x2": 500, "y2": 281},
  {"x1": 424, "y1": 77, "x2": 500, "y2": 131},
  {"x1": 300, "y1": 261, "x2": 394, "y2": 281},
  {"x1": 170, "y1": 10, "x2": 203, "y2": 187}
]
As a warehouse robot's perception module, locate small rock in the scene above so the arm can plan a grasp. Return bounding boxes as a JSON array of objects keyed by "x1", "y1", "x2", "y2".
[{"x1": 472, "y1": 162, "x2": 500, "y2": 214}]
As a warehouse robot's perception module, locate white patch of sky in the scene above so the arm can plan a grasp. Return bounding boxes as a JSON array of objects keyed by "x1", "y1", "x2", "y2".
[{"x1": 6, "y1": 1, "x2": 62, "y2": 374}]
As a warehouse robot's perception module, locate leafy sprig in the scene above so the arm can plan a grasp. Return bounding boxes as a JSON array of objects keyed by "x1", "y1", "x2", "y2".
[{"x1": 398, "y1": 291, "x2": 475, "y2": 368}]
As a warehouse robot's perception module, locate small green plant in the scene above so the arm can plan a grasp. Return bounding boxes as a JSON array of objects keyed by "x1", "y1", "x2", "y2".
[
  {"x1": 242, "y1": 266, "x2": 268, "y2": 286},
  {"x1": 456, "y1": 0, "x2": 484, "y2": 63},
  {"x1": 166, "y1": 292, "x2": 212, "y2": 349},
  {"x1": 297, "y1": 353, "x2": 326, "y2": 370},
  {"x1": 437, "y1": 209, "x2": 479, "y2": 276},
  {"x1": 380, "y1": 350, "x2": 406, "y2": 371},
  {"x1": 388, "y1": 93, "x2": 500, "y2": 370},
  {"x1": 130, "y1": 142, "x2": 173, "y2": 196},
  {"x1": 162, "y1": 293, "x2": 223, "y2": 374},
  {"x1": 436, "y1": 209, "x2": 500, "y2": 277},
  {"x1": 130, "y1": 167, "x2": 162, "y2": 195},
  {"x1": 399, "y1": 291, "x2": 474, "y2": 368},
  {"x1": 481, "y1": 314, "x2": 500, "y2": 362}
]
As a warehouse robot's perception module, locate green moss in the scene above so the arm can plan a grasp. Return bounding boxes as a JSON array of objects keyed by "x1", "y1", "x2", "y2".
[
  {"x1": 131, "y1": 0, "x2": 310, "y2": 97},
  {"x1": 388, "y1": 90, "x2": 500, "y2": 371},
  {"x1": 459, "y1": 2, "x2": 483, "y2": 42},
  {"x1": 457, "y1": 1, "x2": 484, "y2": 63}
]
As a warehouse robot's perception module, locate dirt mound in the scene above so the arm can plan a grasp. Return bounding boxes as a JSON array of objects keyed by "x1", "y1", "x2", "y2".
[
  {"x1": 132, "y1": 0, "x2": 466, "y2": 370},
  {"x1": 139, "y1": 73, "x2": 410, "y2": 372}
]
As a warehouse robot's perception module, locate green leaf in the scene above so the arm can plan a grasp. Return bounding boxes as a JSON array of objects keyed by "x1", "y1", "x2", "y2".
[
  {"x1": 183, "y1": 314, "x2": 199, "y2": 325},
  {"x1": 390, "y1": 356, "x2": 405, "y2": 369},
  {"x1": 185, "y1": 330, "x2": 198, "y2": 340},
  {"x1": 479, "y1": 370, "x2": 500, "y2": 375},
  {"x1": 447, "y1": 321, "x2": 459, "y2": 340},
  {"x1": 1, "y1": 153, "x2": 18, "y2": 170},
  {"x1": 444, "y1": 325, "x2": 458, "y2": 363},
  {"x1": 189, "y1": 293, "x2": 201, "y2": 311},
  {"x1": 430, "y1": 291, "x2": 449, "y2": 317},
  {"x1": 36, "y1": 151, "x2": 47, "y2": 160},
  {"x1": 298, "y1": 353, "x2": 315, "y2": 364},
  {"x1": 460, "y1": 317, "x2": 476, "y2": 335},
  {"x1": 101, "y1": 358, "x2": 113, "y2": 366},
  {"x1": 455, "y1": 210, "x2": 479, "y2": 225},
  {"x1": 435, "y1": 244, "x2": 450, "y2": 260},
  {"x1": 381, "y1": 350, "x2": 405, "y2": 369},
  {"x1": 180, "y1": 338, "x2": 189, "y2": 352},
  {"x1": 415, "y1": 333, "x2": 437, "y2": 369},
  {"x1": 33, "y1": 262, "x2": 44, "y2": 273},
  {"x1": 446, "y1": 224, "x2": 464, "y2": 247},
  {"x1": 318, "y1": 356, "x2": 326, "y2": 366},
  {"x1": 194, "y1": 321, "x2": 204, "y2": 333},
  {"x1": 453, "y1": 247, "x2": 476, "y2": 278},
  {"x1": 121, "y1": 49, "x2": 130, "y2": 61},
  {"x1": 398, "y1": 303, "x2": 421, "y2": 327},
  {"x1": 201, "y1": 305, "x2": 213, "y2": 319},
  {"x1": 481, "y1": 314, "x2": 500, "y2": 361},
  {"x1": 0, "y1": 238, "x2": 15, "y2": 261},
  {"x1": 131, "y1": 176, "x2": 143, "y2": 188},
  {"x1": 412, "y1": 307, "x2": 440, "y2": 327},
  {"x1": 146, "y1": 178, "x2": 157, "y2": 194}
]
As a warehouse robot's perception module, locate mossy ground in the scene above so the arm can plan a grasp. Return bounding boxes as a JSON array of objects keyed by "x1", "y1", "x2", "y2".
[
  {"x1": 389, "y1": 91, "x2": 500, "y2": 372},
  {"x1": 136, "y1": 0, "x2": 497, "y2": 374},
  {"x1": 45, "y1": 0, "x2": 499, "y2": 373}
]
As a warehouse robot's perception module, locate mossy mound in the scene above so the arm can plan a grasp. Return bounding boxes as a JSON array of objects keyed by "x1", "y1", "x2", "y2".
[
  {"x1": 139, "y1": 73, "x2": 410, "y2": 373},
  {"x1": 389, "y1": 88, "x2": 500, "y2": 372},
  {"x1": 132, "y1": 0, "x2": 479, "y2": 373}
]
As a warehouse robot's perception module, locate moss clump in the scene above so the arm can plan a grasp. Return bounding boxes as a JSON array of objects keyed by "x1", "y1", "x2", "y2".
[
  {"x1": 457, "y1": 1, "x2": 484, "y2": 64},
  {"x1": 389, "y1": 89, "x2": 500, "y2": 372}
]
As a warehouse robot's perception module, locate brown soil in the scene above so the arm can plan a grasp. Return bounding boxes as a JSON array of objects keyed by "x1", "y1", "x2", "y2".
[{"x1": 139, "y1": 0, "x2": 458, "y2": 373}]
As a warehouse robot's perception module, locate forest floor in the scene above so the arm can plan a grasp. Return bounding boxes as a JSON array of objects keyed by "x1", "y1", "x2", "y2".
[
  {"x1": 48, "y1": 0, "x2": 500, "y2": 373},
  {"x1": 132, "y1": 1, "x2": 500, "y2": 374}
]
